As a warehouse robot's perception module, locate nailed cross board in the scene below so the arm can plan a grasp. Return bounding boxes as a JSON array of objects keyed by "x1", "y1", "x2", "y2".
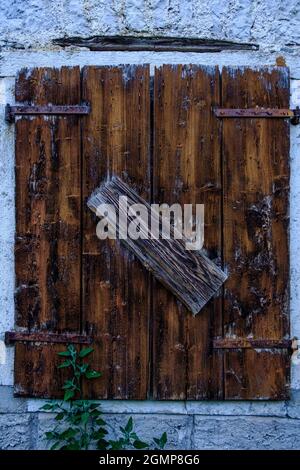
[{"x1": 88, "y1": 177, "x2": 227, "y2": 315}]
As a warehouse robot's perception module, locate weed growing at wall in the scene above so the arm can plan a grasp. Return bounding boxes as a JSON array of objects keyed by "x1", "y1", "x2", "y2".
[{"x1": 41, "y1": 345, "x2": 167, "y2": 450}]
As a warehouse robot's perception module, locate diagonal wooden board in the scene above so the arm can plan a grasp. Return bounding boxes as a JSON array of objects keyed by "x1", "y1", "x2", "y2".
[{"x1": 88, "y1": 177, "x2": 227, "y2": 315}]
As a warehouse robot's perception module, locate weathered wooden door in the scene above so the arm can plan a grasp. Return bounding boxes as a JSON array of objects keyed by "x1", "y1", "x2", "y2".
[{"x1": 13, "y1": 64, "x2": 290, "y2": 400}]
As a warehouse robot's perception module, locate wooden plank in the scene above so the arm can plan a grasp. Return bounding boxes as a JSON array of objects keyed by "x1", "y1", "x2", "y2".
[
  {"x1": 14, "y1": 67, "x2": 82, "y2": 397},
  {"x1": 82, "y1": 65, "x2": 150, "y2": 399},
  {"x1": 215, "y1": 108, "x2": 294, "y2": 118},
  {"x1": 153, "y1": 65, "x2": 223, "y2": 399},
  {"x1": 222, "y1": 66, "x2": 290, "y2": 399},
  {"x1": 5, "y1": 104, "x2": 90, "y2": 122},
  {"x1": 5, "y1": 332, "x2": 92, "y2": 345},
  {"x1": 53, "y1": 36, "x2": 259, "y2": 52},
  {"x1": 213, "y1": 338, "x2": 291, "y2": 349},
  {"x1": 88, "y1": 177, "x2": 227, "y2": 315},
  {"x1": 224, "y1": 350, "x2": 290, "y2": 399},
  {"x1": 13, "y1": 343, "x2": 80, "y2": 397}
]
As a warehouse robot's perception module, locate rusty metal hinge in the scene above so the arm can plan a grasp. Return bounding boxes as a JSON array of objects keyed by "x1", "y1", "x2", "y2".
[
  {"x1": 214, "y1": 106, "x2": 300, "y2": 125},
  {"x1": 5, "y1": 331, "x2": 92, "y2": 345},
  {"x1": 213, "y1": 337, "x2": 296, "y2": 351},
  {"x1": 5, "y1": 104, "x2": 91, "y2": 123}
]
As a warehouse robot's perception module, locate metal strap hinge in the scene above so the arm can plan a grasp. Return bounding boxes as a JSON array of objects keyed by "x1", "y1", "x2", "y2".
[
  {"x1": 5, "y1": 331, "x2": 92, "y2": 346},
  {"x1": 214, "y1": 106, "x2": 300, "y2": 125},
  {"x1": 5, "y1": 104, "x2": 91, "y2": 123},
  {"x1": 213, "y1": 338, "x2": 298, "y2": 352}
]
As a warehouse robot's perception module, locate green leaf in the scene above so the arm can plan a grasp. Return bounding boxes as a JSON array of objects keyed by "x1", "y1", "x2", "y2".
[
  {"x1": 125, "y1": 417, "x2": 133, "y2": 433},
  {"x1": 79, "y1": 347, "x2": 94, "y2": 358},
  {"x1": 62, "y1": 383, "x2": 76, "y2": 390},
  {"x1": 57, "y1": 350, "x2": 71, "y2": 357},
  {"x1": 161, "y1": 432, "x2": 167, "y2": 446},
  {"x1": 62, "y1": 381, "x2": 75, "y2": 390},
  {"x1": 50, "y1": 441, "x2": 61, "y2": 450},
  {"x1": 64, "y1": 389, "x2": 75, "y2": 401},
  {"x1": 97, "y1": 438, "x2": 109, "y2": 450},
  {"x1": 90, "y1": 403, "x2": 100, "y2": 410},
  {"x1": 58, "y1": 360, "x2": 71, "y2": 369},
  {"x1": 81, "y1": 412, "x2": 90, "y2": 425},
  {"x1": 45, "y1": 431, "x2": 55, "y2": 440},
  {"x1": 71, "y1": 414, "x2": 82, "y2": 425},
  {"x1": 97, "y1": 427, "x2": 108, "y2": 435},
  {"x1": 60, "y1": 427, "x2": 77, "y2": 440},
  {"x1": 80, "y1": 433, "x2": 90, "y2": 449},
  {"x1": 133, "y1": 439, "x2": 149, "y2": 449},
  {"x1": 64, "y1": 442, "x2": 80, "y2": 450},
  {"x1": 91, "y1": 430, "x2": 106, "y2": 440},
  {"x1": 95, "y1": 418, "x2": 106, "y2": 425},
  {"x1": 109, "y1": 439, "x2": 125, "y2": 450},
  {"x1": 78, "y1": 400, "x2": 89, "y2": 407},
  {"x1": 41, "y1": 403, "x2": 54, "y2": 411},
  {"x1": 85, "y1": 370, "x2": 102, "y2": 379},
  {"x1": 154, "y1": 432, "x2": 167, "y2": 449},
  {"x1": 55, "y1": 412, "x2": 65, "y2": 421}
]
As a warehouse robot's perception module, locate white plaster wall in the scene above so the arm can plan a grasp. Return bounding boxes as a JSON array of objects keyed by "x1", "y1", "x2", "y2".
[
  {"x1": 1, "y1": 0, "x2": 300, "y2": 53},
  {"x1": 0, "y1": 77, "x2": 15, "y2": 386},
  {"x1": 1, "y1": 0, "x2": 300, "y2": 449}
]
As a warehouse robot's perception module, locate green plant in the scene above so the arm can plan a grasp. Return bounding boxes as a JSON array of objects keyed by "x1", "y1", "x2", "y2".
[
  {"x1": 108, "y1": 417, "x2": 167, "y2": 450},
  {"x1": 41, "y1": 345, "x2": 167, "y2": 450}
]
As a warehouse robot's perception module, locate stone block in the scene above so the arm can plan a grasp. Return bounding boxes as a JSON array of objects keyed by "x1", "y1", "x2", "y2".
[
  {"x1": 0, "y1": 413, "x2": 32, "y2": 450},
  {"x1": 193, "y1": 416, "x2": 300, "y2": 450}
]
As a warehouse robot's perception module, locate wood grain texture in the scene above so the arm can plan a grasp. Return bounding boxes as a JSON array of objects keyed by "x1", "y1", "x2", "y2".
[
  {"x1": 13, "y1": 64, "x2": 291, "y2": 401},
  {"x1": 5, "y1": 331, "x2": 92, "y2": 345},
  {"x1": 14, "y1": 67, "x2": 82, "y2": 397},
  {"x1": 88, "y1": 177, "x2": 227, "y2": 315},
  {"x1": 222, "y1": 67, "x2": 290, "y2": 399},
  {"x1": 82, "y1": 66, "x2": 150, "y2": 399},
  {"x1": 153, "y1": 65, "x2": 223, "y2": 399},
  {"x1": 53, "y1": 36, "x2": 259, "y2": 52}
]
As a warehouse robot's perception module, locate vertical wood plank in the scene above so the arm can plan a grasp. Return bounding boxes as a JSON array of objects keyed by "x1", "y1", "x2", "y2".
[
  {"x1": 222, "y1": 67, "x2": 290, "y2": 399},
  {"x1": 153, "y1": 65, "x2": 223, "y2": 399},
  {"x1": 82, "y1": 66, "x2": 150, "y2": 399},
  {"x1": 13, "y1": 64, "x2": 290, "y2": 401},
  {"x1": 14, "y1": 67, "x2": 82, "y2": 396}
]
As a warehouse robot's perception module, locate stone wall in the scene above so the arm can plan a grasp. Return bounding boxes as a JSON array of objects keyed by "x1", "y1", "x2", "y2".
[
  {"x1": 1, "y1": 0, "x2": 300, "y2": 53},
  {"x1": 1, "y1": 0, "x2": 300, "y2": 449}
]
